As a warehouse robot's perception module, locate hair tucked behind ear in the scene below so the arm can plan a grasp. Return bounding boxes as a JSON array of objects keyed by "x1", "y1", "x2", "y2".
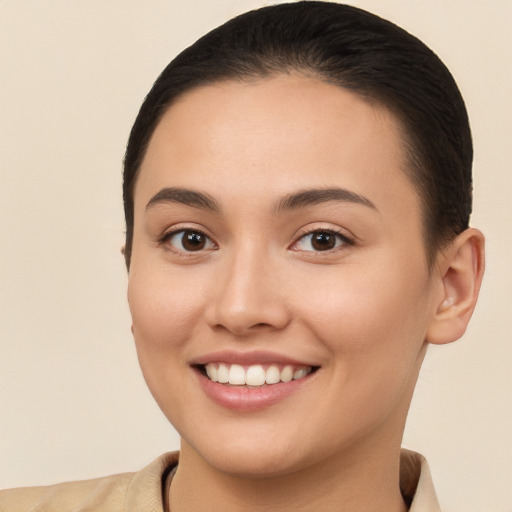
[{"x1": 123, "y1": 1, "x2": 472, "y2": 269}]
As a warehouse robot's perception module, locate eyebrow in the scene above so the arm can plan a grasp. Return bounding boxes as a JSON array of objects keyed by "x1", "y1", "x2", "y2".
[
  {"x1": 274, "y1": 187, "x2": 376, "y2": 213},
  {"x1": 146, "y1": 186, "x2": 376, "y2": 214},
  {"x1": 146, "y1": 187, "x2": 220, "y2": 212}
]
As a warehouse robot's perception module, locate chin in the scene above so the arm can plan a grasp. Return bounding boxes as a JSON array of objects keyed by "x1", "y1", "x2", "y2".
[
  {"x1": 182, "y1": 428, "x2": 310, "y2": 478},
  {"x1": 206, "y1": 448, "x2": 303, "y2": 478}
]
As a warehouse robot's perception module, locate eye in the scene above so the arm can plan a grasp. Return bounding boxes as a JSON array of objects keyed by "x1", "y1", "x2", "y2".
[
  {"x1": 292, "y1": 230, "x2": 352, "y2": 252},
  {"x1": 164, "y1": 229, "x2": 216, "y2": 252}
]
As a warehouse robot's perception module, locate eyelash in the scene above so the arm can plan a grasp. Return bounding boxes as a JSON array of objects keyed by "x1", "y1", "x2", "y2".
[
  {"x1": 158, "y1": 227, "x2": 354, "y2": 255},
  {"x1": 159, "y1": 228, "x2": 216, "y2": 255},
  {"x1": 291, "y1": 228, "x2": 354, "y2": 252}
]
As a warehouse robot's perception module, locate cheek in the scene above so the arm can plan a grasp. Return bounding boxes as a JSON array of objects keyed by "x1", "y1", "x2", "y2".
[
  {"x1": 127, "y1": 265, "x2": 205, "y2": 379},
  {"x1": 297, "y1": 262, "x2": 432, "y2": 377},
  {"x1": 129, "y1": 263, "x2": 200, "y2": 337},
  {"x1": 127, "y1": 266, "x2": 208, "y2": 426},
  {"x1": 294, "y1": 267, "x2": 432, "y2": 437}
]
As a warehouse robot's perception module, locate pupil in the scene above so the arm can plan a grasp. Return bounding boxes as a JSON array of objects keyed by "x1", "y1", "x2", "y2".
[
  {"x1": 312, "y1": 232, "x2": 335, "y2": 251},
  {"x1": 183, "y1": 232, "x2": 205, "y2": 251}
]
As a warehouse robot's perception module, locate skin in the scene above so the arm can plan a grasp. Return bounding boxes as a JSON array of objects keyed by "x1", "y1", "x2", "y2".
[{"x1": 127, "y1": 75, "x2": 484, "y2": 511}]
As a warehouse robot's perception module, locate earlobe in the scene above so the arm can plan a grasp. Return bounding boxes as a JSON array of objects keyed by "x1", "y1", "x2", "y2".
[{"x1": 426, "y1": 228, "x2": 485, "y2": 345}]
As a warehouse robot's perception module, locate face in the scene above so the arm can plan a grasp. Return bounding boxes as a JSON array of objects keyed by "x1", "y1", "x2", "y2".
[{"x1": 128, "y1": 75, "x2": 443, "y2": 477}]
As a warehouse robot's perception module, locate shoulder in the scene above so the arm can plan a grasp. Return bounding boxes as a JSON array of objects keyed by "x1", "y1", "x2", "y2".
[
  {"x1": 0, "y1": 452, "x2": 179, "y2": 512},
  {"x1": 0, "y1": 472, "x2": 133, "y2": 512}
]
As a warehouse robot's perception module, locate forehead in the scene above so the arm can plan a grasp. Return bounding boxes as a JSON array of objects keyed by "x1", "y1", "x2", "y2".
[{"x1": 136, "y1": 75, "x2": 420, "y2": 222}]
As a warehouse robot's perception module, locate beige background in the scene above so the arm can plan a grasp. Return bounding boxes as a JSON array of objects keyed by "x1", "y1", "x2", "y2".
[{"x1": 1, "y1": 1, "x2": 510, "y2": 510}]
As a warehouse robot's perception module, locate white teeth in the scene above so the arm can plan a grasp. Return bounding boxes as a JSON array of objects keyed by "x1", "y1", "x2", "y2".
[
  {"x1": 280, "y1": 365, "x2": 293, "y2": 382},
  {"x1": 217, "y1": 364, "x2": 229, "y2": 383},
  {"x1": 228, "y1": 364, "x2": 246, "y2": 385},
  {"x1": 204, "y1": 363, "x2": 312, "y2": 386},
  {"x1": 206, "y1": 364, "x2": 218, "y2": 382},
  {"x1": 293, "y1": 368, "x2": 308, "y2": 380},
  {"x1": 246, "y1": 365, "x2": 266, "y2": 386},
  {"x1": 265, "y1": 365, "x2": 280, "y2": 384}
]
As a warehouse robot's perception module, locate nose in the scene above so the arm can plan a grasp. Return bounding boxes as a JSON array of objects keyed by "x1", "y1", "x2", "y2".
[{"x1": 204, "y1": 247, "x2": 290, "y2": 337}]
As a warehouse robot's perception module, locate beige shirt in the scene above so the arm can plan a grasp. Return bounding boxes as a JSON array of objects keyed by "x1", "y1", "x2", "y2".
[{"x1": 0, "y1": 450, "x2": 441, "y2": 511}]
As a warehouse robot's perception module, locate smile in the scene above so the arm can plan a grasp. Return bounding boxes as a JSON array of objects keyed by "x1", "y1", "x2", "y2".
[{"x1": 204, "y1": 363, "x2": 313, "y2": 387}]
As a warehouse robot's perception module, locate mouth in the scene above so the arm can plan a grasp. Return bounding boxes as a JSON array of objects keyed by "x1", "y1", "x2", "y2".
[
  {"x1": 191, "y1": 351, "x2": 321, "y2": 410},
  {"x1": 196, "y1": 362, "x2": 319, "y2": 387}
]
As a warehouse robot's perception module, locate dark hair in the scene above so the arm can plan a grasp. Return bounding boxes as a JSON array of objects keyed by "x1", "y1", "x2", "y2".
[{"x1": 123, "y1": 1, "x2": 472, "y2": 268}]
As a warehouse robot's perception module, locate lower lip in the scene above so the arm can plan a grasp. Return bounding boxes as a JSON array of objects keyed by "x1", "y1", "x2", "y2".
[{"x1": 195, "y1": 369, "x2": 315, "y2": 411}]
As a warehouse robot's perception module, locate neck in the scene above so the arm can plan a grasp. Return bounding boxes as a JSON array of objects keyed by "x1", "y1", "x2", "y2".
[{"x1": 169, "y1": 437, "x2": 408, "y2": 512}]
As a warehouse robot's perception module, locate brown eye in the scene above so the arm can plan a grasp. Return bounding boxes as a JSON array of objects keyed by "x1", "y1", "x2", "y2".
[
  {"x1": 182, "y1": 231, "x2": 206, "y2": 251},
  {"x1": 167, "y1": 230, "x2": 215, "y2": 252},
  {"x1": 311, "y1": 232, "x2": 337, "y2": 251},
  {"x1": 293, "y1": 230, "x2": 352, "y2": 252}
]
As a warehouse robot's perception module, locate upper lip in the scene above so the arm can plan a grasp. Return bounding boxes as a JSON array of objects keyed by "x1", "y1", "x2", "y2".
[{"x1": 190, "y1": 350, "x2": 319, "y2": 367}]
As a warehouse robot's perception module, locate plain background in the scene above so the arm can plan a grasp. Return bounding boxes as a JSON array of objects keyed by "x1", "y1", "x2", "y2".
[{"x1": 1, "y1": 1, "x2": 510, "y2": 510}]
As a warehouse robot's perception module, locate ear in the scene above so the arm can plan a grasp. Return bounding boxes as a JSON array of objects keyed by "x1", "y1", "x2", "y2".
[{"x1": 426, "y1": 228, "x2": 485, "y2": 345}]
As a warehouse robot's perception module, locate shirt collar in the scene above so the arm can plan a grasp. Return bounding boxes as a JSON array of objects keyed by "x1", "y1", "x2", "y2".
[{"x1": 400, "y1": 449, "x2": 441, "y2": 511}]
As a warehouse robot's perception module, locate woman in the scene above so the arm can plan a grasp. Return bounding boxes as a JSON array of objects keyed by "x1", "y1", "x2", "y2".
[{"x1": 0, "y1": 2, "x2": 484, "y2": 511}]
